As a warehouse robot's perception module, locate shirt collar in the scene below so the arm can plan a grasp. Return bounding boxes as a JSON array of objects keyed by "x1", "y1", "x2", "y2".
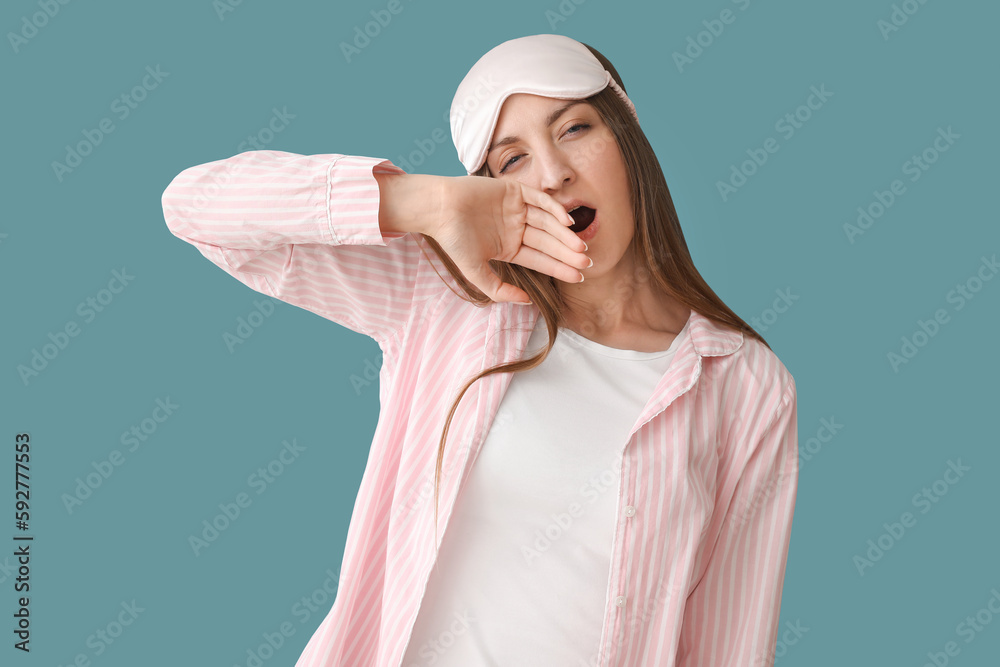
[
  {"x1": 684, "y1": 308, "x2": 744, "y2": 357},
  {"x1": 500, "y1": 303, "x2": 744, "y2": 360}
]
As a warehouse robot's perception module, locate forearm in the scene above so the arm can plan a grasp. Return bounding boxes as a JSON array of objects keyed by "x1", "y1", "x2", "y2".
[
  {"x1": 163, "y1": 151, "x2": 448, "y2": 342},
  {"x1": 375, "y1": 171, "x2": 444, "y2": 238},
  {"x1": 163, "y1": 150, "x2": 338, "y2": 251}
]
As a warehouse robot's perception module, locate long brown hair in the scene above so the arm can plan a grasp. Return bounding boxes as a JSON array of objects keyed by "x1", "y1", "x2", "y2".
[{"x1": 415, "y1": 43, "x2": 770, "y2": 551}]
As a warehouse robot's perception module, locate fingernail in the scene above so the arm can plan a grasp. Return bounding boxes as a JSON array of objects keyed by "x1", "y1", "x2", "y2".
[
  {"x1": 578, "y1": 273, "x2": 585, "y2": 283},
  {"x1": 583, "y1": 241, "x2": 589, "y2": 251},
  {"x1": 587, "y1": 257, "x2": 594, "y2": 268}
]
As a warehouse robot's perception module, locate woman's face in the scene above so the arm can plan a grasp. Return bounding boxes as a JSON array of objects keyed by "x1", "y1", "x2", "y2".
[{"x1": 484, "y1": 93, "x2": 634, "y2": 280}]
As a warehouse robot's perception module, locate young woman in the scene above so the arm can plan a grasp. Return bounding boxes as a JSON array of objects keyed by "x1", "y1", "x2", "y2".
[{"x1": 162, "y1": 34, "x2": 798, "y2": 667}]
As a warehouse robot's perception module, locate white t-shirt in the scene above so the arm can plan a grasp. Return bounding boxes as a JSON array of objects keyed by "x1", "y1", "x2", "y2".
[{"x1": 400, "y1": 314, "x2": 689, "y2": 667}]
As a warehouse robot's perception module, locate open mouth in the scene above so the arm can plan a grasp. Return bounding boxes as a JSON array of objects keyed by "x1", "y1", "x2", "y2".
[{"x1": 568, "y1": 206, "x2": 596, "y2": 233}]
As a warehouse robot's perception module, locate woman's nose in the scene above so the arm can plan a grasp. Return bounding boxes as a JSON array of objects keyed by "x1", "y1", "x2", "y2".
[{"x1": 535, "y1": 148, "x2": 574, "y2": 192}]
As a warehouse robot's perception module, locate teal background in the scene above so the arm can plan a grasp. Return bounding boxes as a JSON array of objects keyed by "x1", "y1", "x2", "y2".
[{"x1": 3, "y1": 0, "x2": 998, "y2": 665}]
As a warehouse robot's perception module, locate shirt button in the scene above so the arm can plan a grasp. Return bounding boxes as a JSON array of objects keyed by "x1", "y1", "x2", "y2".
[
  {"x1": 615, "y1": 596, "x2": 626, "y2": 607},
  {"x1": 624, "y1": 505, "x2": 636, "y2": 517}
]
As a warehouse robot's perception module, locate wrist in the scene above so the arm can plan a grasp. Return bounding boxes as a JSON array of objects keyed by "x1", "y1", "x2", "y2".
[{"x1": 375, "y1": 172, "x2": 445, "y2": 238}]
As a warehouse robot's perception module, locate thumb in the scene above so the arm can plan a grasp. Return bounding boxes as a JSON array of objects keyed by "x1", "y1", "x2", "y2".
[{"x1": 470, "y1": 265, "x2": 529, "y2": 304}]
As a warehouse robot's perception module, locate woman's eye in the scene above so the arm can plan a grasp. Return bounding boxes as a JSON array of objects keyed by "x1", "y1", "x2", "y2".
[
  {"x1": 498, "y1": 123, "x2": 591, "y2": 175},
  {"x1": 499, "y1": 154, "x2": 522, "y2": 174}
]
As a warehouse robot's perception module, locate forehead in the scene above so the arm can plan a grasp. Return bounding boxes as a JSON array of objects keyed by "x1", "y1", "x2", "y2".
[{"x1": 494, "y1": 93, "x2": 588, "y2": 130}]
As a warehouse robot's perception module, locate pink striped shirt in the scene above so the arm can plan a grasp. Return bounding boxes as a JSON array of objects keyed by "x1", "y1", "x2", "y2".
[{"x1": 161, "y1": 150, "x2": 799, "y2": 667}]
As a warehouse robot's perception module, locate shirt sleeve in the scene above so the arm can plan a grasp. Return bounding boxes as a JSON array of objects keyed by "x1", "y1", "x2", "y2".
[
  {"x1": 160, "y1": 149, "x2": 450, "y2": 345},
  {"x1": 675, "y1": 380, "x2": 799, "y2": 667}
]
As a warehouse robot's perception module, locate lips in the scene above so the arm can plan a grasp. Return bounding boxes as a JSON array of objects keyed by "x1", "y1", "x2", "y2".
[{"x1": 566, "y1": 204, "x2": 596, "y2": 233}]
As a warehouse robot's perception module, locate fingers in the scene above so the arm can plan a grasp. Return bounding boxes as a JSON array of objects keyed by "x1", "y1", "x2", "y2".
[
  {"x1": 456, "y1": 182, "x2": 591, "y2": 303},
  {"x1": 519, "y1": 184, "x2": 574, "y2": 225},
  {"x1": 522, "y1": 206, "x2": 590, "y2": 275},
  {"x1": 468, "y1": 263, "x2": 532, "y2": 304},
  {"x1": 521, "y1": 225, "x2": 591, "y2": 273},
  {"x1": 508, "y1": 244, "x2": 587, "y2": 284},
  {"x1": 520, "y1": 187, "x2": 588, "y2": 253},
  {"x1": 496, "y1": 283, "x2": 533, "y2": 304}
]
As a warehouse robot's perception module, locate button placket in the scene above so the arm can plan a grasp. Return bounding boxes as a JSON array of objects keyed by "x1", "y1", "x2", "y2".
[{"x1": 611, "y1": 451, "x2": 633, "y2": 625}]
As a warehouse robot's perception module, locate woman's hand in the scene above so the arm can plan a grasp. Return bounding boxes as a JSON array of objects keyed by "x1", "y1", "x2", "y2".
[{"x1": 427, "y1": 176, "x2": 591, "y2": 304}]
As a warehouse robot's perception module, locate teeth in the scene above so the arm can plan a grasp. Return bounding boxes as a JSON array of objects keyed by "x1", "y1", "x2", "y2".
[{"x1": 569, "y1": 205, "x2": 582, "y2": 212}]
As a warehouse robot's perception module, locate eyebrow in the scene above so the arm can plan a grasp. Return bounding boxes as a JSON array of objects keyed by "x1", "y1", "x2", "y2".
[{"x1": 487, "y1": 101, "x2": 588, "y2": 156}]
